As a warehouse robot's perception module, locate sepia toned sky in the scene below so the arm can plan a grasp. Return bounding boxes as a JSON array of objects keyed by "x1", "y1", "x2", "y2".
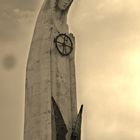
[{"x1": 1, "y1": 0, "x2": 140, "y2": 140}]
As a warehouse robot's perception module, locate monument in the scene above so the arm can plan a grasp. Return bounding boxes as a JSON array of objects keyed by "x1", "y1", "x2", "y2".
[{"x1": 24, "y1": 0, "x2": 83, "y2": 140}]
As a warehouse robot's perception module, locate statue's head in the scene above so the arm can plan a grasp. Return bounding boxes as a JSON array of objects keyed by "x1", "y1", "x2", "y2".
[{"x1": 57, "y1": 0, "x2": 73, "y2": 10}]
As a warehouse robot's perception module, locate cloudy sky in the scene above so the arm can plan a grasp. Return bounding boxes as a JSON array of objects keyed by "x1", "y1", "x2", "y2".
[{"x1": 1, "y1": 0, "x2": 140, "y2": 140}]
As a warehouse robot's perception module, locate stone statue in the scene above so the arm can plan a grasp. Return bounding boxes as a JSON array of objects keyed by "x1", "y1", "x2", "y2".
[{"x1": 24, "y1": 0, "x2": 80, "y2": 140}]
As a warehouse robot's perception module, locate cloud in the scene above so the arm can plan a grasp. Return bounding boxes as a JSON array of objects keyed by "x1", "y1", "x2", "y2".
[
  {"x1": 0, "y1": 0, "x2": 41, "y2": 10},
  {"x1": 73, "y1": 1, "x2": 140, "y2": 138},
  {"x1": 71, "y1": 0, "x2": 140, "y2": 32},
  {"x1": 0, "y1": 0, "x2": 42, "y2": 43},
  {"x1": 13, "y1": 8, "x2": 35, "y2": 23},
  {"x1": 0, "y1": 10, "x2": 19, "y2": 42},
  {"x1": 0, "y1": 8, "x2": 36, "y2": 43}
]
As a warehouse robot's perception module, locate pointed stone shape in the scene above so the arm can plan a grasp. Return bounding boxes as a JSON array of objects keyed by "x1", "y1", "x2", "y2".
[
  {"x1": 51, "y1": 96, "x2": 68, "y2": 140},
  {"x1": 24, "y1": 0, "x2": 77, "y2": 140},
  {"x1": 71, "y1": 105, "x2": 83, "y2": 140}
]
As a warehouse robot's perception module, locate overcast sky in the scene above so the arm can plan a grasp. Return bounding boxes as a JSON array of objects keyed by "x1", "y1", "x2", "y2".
[{"x1": 1, "y1": 0, "x2": 140, "y2": 140}]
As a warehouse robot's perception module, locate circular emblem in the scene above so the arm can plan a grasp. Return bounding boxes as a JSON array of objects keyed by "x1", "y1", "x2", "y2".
[{"x1": 54, "y1": 34, "x2": 73, "y2": 56}]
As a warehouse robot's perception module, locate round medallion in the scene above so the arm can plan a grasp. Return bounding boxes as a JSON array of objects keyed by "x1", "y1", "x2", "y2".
[{"x1": 54, "y1": 33, "x2": 73, "y2": 56}]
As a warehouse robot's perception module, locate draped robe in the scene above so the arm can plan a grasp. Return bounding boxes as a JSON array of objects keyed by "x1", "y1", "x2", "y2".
[{"x1": 24, "y1": 0, "x2": 77, "y2": 140}]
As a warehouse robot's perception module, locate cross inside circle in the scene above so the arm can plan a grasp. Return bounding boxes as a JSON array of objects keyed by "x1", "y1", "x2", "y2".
[{"x1": 54, "y1": 34, "x2": 73, "y2": 56}]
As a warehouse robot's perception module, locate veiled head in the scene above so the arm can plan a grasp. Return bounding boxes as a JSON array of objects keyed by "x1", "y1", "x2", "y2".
[{"x1": 57, "y1": 0, "x2": 73, "y2": 10}]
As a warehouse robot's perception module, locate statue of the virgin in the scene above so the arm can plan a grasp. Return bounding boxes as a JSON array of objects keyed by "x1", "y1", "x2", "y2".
[{"x1": 24, "y1": 0, "x2": 77, "y2": 140}]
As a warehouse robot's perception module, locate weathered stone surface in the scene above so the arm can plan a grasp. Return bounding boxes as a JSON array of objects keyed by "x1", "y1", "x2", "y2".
[{"x1": 24, "y1": 0, "x2": 77, "y2": 140}]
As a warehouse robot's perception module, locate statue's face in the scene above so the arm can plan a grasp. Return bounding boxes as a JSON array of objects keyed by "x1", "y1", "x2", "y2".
[{"x1": 57, "y1": 0, "x2": 73, "y2": 10}]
